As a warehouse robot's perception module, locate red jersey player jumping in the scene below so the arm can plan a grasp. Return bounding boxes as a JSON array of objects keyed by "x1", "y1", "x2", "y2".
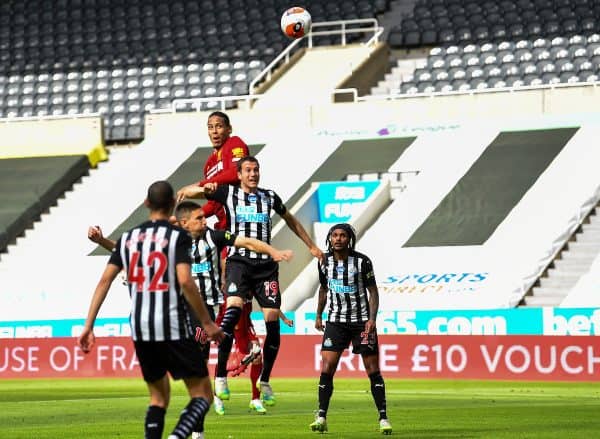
[
  {"x1": 200, "y1": 111, "x2": 249, "y2": 230},
  {"x1": 178, "y1": 111, "x2": 267, "y2": 415}
]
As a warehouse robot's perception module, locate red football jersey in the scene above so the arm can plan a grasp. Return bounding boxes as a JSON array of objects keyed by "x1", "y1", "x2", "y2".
[
  {"x1": 199, "y1": 136, "x2": 249, "y2": 230},
  {"x1": 200, "y1": 136, "x2": 249, "y2": 186}
]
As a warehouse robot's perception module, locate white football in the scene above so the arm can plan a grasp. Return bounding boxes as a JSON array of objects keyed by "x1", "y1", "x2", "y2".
[{"x1": 280, "y1": 7, "x2": 312, "y2": 39}]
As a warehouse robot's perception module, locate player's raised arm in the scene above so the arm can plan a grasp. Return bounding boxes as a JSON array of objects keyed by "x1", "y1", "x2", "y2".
[
  {"x1": 280, "y1": 210, "x2": 323, "y2": 262},
  {"x1": 176, "y1": 182, "x2": 217, "y2": 203},
  {"x1": 88, "y1": 225, "x2": 116, "y2": 251},
  {"x1": 233, "y1": 235, "x2": 294, "y2": 262}
]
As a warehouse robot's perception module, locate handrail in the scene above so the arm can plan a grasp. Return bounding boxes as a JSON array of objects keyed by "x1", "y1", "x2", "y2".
[
  {"x1": 148, "y1": 18, "x2": 383, "y2": 113},
  {"x1": 248, "y1": 37, "x2": 304, "y2": 95},
  {"x1": 306, "y1": 18, "x2": 382, "y2": 48},
  {"x1": 150, "y1": 79, "x2": 600, "y2": 117},
  {"x1": 334, "y1": 80, "x2": 600, "y2": 103},
  {"x1": 249, "y1": 18, "x2": 382, "y2": 94},
  {"x1": 0, "y1": 112, "x2": 101, "y2": 123},
  {"x1": 149, "y1": 94, "x2": 264, "y2": 114}
]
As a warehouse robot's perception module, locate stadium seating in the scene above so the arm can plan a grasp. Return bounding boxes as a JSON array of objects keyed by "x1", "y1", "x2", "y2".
[
  {"x1": 3, "y1": 0, "x2": 600, "y2": 323},
  {"x1": 388, "y1": 0, "x2": 600, "y2": 49},
  {"x1": 393, "y1": 34, "x2": 600, "y2": 94},
  {"x1": 0, "y1": 0, "x2": 390, "y2": 142},
  {"x1": 377, "y1": 0, "x2": 600, "y2": 95}
]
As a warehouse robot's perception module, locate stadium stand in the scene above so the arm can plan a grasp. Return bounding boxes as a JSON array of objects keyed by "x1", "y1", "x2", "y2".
[
  {"x1": 0, "y1": 116, "x2": 105, "y2": 253},
  {"x1": 2, "y1": 0, "x2": 600, "y2": 326},
  {"x1": 0, "y1": 0, "x2": 391, "y2": 143},
  {"x1": 526, "y1": 202, "x2": 600, "y2": 307},
  {"x1": 388, "y1": 0, "x2": 600, "y2": 49},
  {"x1": 376, "y1": 0, "x2": 600, "y2": 94}
]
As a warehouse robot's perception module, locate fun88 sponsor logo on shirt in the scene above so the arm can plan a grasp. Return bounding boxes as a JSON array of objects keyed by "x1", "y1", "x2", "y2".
[
  {"x1": 328, "y1": 278, "x2": 357, "y2": 294},
  {"x1": 235, "y1": 205, "x2": 269, "y2": 223}
]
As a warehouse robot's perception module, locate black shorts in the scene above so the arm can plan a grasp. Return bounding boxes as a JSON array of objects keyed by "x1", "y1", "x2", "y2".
[
  {"x1": 225, "y1": 256, "x2": 280, "y2": 309},
  {"x1": 134, "y1": 339, "x2": 209, "y2": 383},
  {"x1": 186, "y1": 304, "x2": 219, "y2": 361},
  {"x1": 321, "y1": 321, "x2": 379, "y2": 356}
]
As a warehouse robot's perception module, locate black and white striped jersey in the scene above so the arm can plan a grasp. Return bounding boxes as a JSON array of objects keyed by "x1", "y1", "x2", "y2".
[
  {"x1": 207, "y1": 184, "x2": 286, "y2": 260},
  {"x1": 190, "y1": 228, "x2": 236, "y2": 306},
  {"x1": 108, "y1": 219, "x2": 193, "y2": 342},
  {"x1": 318, "y1": 250, "x2": 377, "y2": 323}
]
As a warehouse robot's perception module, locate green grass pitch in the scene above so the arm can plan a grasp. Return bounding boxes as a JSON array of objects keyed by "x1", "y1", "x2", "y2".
[{"x1": 1, "y1": 377, "x2": 600, "y2": 438}]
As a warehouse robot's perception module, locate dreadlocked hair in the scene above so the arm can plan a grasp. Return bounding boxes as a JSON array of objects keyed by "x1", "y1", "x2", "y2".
[{"x1": 325, "y1": 223, "x2": 357, "y2": 252}]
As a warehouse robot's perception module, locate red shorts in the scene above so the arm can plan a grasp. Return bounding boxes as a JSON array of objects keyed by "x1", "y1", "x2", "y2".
[{"x1": 216, "y1": 301, "x2": 257, "y2": 355}]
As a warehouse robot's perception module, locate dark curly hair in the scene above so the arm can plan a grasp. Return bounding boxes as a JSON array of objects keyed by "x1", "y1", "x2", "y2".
[{"x1": 325, "y1": 223, "x2": 356, "y2": 251}]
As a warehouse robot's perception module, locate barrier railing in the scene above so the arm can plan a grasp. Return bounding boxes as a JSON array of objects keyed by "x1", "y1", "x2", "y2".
[
  {"x1": 350, "y1": 79, "x2": 600, "y2": 102},
  {"x1": 148, "y1": 19, "x2": 383, "y2": 114},
  {"x1": 150, "y1": 94, "x2": 264, "y2": 114},
  {"x1": 249, "y1": 18, "x2": 383, "y2": 94},
  {"x1": 0, "y1": 112, "x2": 101, "y2": 123}
]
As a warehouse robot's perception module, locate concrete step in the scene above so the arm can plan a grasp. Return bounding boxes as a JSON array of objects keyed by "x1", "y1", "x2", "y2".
[
  {"x1": 530, "y1": 286, "x2": 570, "y2": 297},
  {"x1": 538, "y1": 276, "x2": 579, "y2": 289},
  {"x1": 557, "y1": 251, "x2": 597, "y2": 262},
  {"x1": 552, "y1": 259, "x2": 591, "y2": 271},
  {"x1": 521, "y1": 295, "x2": 564, "y2": 307},
  {"x1": 574, "y1": 232, "x2": 600, "y2": 243},
  {"x1": 581, "y1": 222, "x2": 600, "y2": 231},
  {"x1": 545, "y1": 269, "x2": 583, "y2": 279},
  {"x1": 567, "y1": 240, "x2": 600, "y2": 250},
  {"x1": 561, "y1": 248, "x2": 600, "y2": 259}
]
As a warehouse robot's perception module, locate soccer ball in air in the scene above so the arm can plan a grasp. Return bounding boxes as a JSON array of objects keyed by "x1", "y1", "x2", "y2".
[{"x1": 280, "y1": 7, "x2": 312, "y2": 39}]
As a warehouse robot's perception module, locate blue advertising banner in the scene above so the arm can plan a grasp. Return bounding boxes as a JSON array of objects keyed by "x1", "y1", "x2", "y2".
[{"x1": 317, "y1": 180, "x2": 380, "y2": 222}]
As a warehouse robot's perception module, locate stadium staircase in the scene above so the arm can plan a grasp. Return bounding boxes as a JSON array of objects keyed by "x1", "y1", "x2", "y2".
[
  {"x1": 522, "y1": 203, "x2": 600, "y2": 307},
  {"x1": 0, "y1": 132, "x2": 207, "y2": 320},
  {"x1": 289, "y1": 125, "x2": 499, "y2": 312},
  {"x1": 252, "y1": 43, "x2": 380, "y2": 108}
]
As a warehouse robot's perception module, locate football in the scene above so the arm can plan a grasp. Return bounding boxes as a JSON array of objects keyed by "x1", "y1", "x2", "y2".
[{"x1": 280, "y1": 6, "x2": 312, "y2": 39}]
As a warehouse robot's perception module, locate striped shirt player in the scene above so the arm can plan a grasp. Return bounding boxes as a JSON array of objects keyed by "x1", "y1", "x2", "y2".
[
  {"x1": 110, "y1": 219, "x2": 195, "y2": 341},
  {"x1": 207, "y1": 184, "x2": 285, "y2": 261},
  {"x1": 318, "y1": 250, "x2": 375, "y2": 324},
  {"x1": 190, "y1": 228, "x2": 236, "y2": 310},
  {"x1": 188, "y1": 228, "x2": 235, "y2": 355},
  {"x1": 311, "y1": 223, "x2": 391, "y2": 435},
  {"x1": 172, "y1": 196, "x2": 295, "y2": 414},
  {"x1": 176, "y1": 156, "x2": 323, "y2": 405},
  {"x1": 205, "y1": 183, "x2": 285, "y2": 311},
  {"x1": 78, "y1": 180, "x2": 223, "y2": 439}
]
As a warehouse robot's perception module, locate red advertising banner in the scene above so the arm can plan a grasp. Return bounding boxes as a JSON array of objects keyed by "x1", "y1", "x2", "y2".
[{"x1": 1, "y1": 335, "x2": 599, "y2": 381}]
